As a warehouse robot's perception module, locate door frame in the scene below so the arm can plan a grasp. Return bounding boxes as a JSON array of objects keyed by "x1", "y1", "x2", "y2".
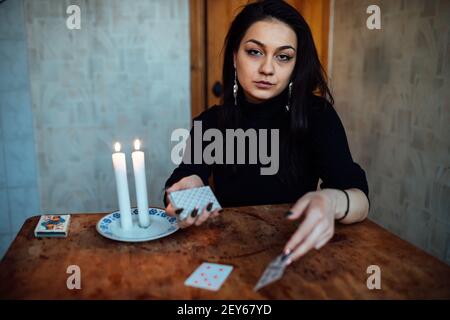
[{"x1": 189, "y1": 0, "x2": 207, "y2": 119}]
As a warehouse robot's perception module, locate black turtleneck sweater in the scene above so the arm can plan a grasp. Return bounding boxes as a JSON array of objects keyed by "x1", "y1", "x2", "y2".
[{"x1": 164, "y1": 92, "x2": 369, "y2": 208}]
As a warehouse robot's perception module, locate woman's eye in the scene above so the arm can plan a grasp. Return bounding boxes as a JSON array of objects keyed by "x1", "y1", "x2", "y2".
[
  {"x1": 278, "y1": 54, "x2": 292, "y2": 62},
  {"x1": 246, "y1": 49, "x2": 262, "y2": 56}
]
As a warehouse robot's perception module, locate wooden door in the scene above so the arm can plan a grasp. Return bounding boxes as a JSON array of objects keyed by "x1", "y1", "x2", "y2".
[{"x1": 190, "y1": 0, "x2": 330, "y2": 118}]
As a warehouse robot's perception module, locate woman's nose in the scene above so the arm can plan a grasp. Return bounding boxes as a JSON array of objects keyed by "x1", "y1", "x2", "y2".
[{"x1": 259, "y1": 57, "x2": 275, "y2": 75}]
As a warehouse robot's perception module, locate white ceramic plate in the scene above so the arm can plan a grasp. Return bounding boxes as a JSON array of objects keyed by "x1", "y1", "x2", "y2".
[{"x1": 96, "y1": 207, "x2": 178, "y2": 242}]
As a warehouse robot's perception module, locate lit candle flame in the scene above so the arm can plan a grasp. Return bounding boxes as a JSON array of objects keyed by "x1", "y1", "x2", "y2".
[
  {"x1": 114, "y1": 142, "x2": 121, "y2": 152},
  {"x1": 134, "y1": 139, "x2": 141, "y2": 151}
]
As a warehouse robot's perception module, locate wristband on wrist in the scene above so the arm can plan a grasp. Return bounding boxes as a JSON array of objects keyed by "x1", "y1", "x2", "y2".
[{"x1": 336, "y1": 189, "x2": 349, "y2": 221}]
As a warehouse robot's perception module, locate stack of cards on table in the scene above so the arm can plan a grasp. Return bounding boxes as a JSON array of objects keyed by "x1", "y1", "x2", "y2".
[
  {"x1": 185, "y1": 262, "x2": 233, "y2": 291},
  {"x1": 168, "y1": 186, "x2": 222, "y2": 220},
  {"x1": 34, "y1": 215, "x2": 71, "y2": 238}
]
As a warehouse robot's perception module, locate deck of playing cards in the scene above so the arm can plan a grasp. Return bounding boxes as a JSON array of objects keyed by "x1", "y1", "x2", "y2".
[
  {"x1": 184, "y1": 262, "x2": 233, "y2": 291},
  {"x1": 34, "y1": 215, "x2": 71, "y2": 238},
  {"x1": 168, "y1": 186, "x2": 222, "y2": 220}
]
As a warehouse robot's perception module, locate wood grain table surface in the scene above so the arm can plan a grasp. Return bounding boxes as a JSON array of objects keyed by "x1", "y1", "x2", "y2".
[{"x1": 1, "y1": 204, "x2": 449, "y2": 299}]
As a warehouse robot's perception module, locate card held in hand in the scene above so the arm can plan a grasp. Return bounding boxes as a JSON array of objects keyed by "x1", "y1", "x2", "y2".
[
  {"x1": 254, "y1": 252, "x2": 292, "y2": 291},
  {"x1": 168, "y1": 186, "x2": 222, "y2": 220},
  {"x1": 34, "y1": 215, "x2": 71, "y2": 238}
]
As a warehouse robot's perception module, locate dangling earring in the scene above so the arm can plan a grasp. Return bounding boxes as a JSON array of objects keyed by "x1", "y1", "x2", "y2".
[
  {"x1": 286, "y1": 81, "x2": 293, "y2": 111},
  {"x1": 233, "y1": 68, "x2": 238, "y2": 106}
]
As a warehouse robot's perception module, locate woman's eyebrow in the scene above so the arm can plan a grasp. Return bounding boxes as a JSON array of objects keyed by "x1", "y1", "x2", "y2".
[{"x1": 244, "y1": 39, "x2": 296, "y2": 51}]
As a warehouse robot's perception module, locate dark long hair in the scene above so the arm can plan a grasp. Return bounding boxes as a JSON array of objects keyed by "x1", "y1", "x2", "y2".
[{"x1": 219, "y1": 0, "x2": 334, "y2": 186}]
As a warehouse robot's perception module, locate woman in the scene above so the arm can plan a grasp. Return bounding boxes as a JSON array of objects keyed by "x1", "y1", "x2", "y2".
[{"x1": 164, "y1": 0, "x2": 370, "y2": 265}]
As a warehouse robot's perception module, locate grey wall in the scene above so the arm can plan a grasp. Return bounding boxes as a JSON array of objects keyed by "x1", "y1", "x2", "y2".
[
  {"x1": 25, "y1": 0, "x2": 191, "y2": 215},
  {"x1": 331, "y1": 0, "x2": 450, "y2": 264},
  {"x1": 0, "y1": 0, "x2": 190, "y2": 258},
  {"x1": 0, "y1": 0, "x2": 40, "y2": 258}
]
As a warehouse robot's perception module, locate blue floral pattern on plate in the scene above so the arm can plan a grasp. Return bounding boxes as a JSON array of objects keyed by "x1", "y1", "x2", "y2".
[{"x1": 96, "y1": 207, "x2": 178, "y2": 242}]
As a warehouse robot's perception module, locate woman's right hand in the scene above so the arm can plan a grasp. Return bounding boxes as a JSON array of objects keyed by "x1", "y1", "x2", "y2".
[{"x1": 164, "y1": 175, "x2": 221, "y2": 228}]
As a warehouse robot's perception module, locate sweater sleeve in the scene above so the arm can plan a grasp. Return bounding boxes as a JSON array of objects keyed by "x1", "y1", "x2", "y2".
[
  {"x1": 163, "y1": 106, "x2": 219, "y2": 205},
  {"x1": 309, "y1": 97, "x2": 370, "y2": 208}
]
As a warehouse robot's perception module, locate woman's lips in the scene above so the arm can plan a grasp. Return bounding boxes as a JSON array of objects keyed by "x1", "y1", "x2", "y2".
[{"x1": 254, "y1": 81, "x2": 274, "y2": 89}]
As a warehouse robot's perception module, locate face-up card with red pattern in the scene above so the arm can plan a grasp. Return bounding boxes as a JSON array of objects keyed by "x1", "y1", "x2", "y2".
[{"x1": 184, "y1": 262, "x2": 233, "y2": 291}]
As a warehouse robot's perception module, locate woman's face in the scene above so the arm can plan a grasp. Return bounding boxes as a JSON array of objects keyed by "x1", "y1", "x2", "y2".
[{"x1": 234, "y1": 19, "x2": 297, "y2": 104}]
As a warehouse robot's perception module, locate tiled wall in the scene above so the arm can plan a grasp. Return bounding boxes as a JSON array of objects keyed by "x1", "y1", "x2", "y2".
[
  {"x1": 25, "y1": 0, "x2": 191, "y2": 214},
  {"x1": 331, "y1": 0, "x2": 450, "y2": 264},
  {"x1": 0, "y1": 0, "x2": 190, "y2": 258},
  {"x1": 0, "y1": 0, "x2": 40, "y2": 258}
]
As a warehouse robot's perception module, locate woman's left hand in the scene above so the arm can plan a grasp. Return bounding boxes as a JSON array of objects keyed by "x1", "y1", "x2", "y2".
[{"x1": 283, "y1": 189, "x2": 339, "y2": 264}]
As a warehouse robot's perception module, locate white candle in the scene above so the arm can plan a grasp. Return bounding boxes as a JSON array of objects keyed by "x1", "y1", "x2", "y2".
[
  {"x1": 131, "y1": 139, "x2": 151, "y2": 228},
  {"x1": 112, "y1": 142, "x2": 133, "y2": 230}
]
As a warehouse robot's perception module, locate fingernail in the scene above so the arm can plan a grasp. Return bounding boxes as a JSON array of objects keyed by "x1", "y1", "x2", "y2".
[
  {"x1": 206, "y1": 202, "x2": 213, "y2": 211},
  {"x1": 284, "y1": 248, "x2": 291, "y2": 256},
  {"x1": 286, "y1": 258, "x2": 292, "y2": 266},
  {"x1": 191, "y1": 208, "x2": 198, "y2": 218},
  {"x1": 175, "y1": 208, "x2": 184, "y2": 215},
  {"x1": 284, "y1": 211, "x2": 293, "y2": 218}
]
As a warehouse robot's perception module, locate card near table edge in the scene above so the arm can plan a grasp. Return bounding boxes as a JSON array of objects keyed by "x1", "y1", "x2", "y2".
[{"x1": 34, "y1": 214, "x2": 71, "y2": 238}]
